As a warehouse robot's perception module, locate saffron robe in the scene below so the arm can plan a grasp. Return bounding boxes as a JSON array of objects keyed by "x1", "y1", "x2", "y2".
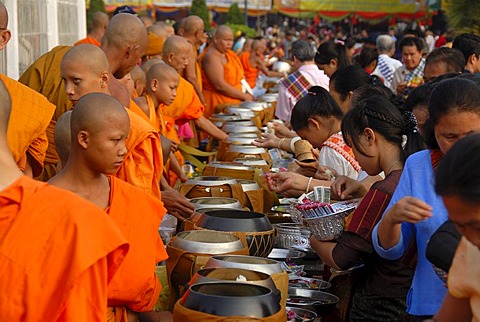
[
  {"x1": 162, "y1": 76, "x2": 204, "y2": 124},
  {"x1": 239, "y1": 51, "x2": 259, "y2": 89},
  {"x1": 201, "y1": 49, "x2": 244, "y2": 118},
  {"x1": 106, "y1": 176, "x2": 168, "y2": 312},
  {"x1": 115, "y1": 108, "x2": 163, "y2": 199},
  {"x1": 74, "y1": 35, "x2": 101, "y2": 47},
  {"x1": 0, "y1": 176, "x2": 129, "y2": 322},
  {"x1": 1, "y1": 74, "x2": 55, "y2": 176}
]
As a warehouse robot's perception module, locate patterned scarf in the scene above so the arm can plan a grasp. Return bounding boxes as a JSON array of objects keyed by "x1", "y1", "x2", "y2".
[
  {"x1": 405, "y1": 57, "x2": 426, "y2": 83},
  {"x1": 280, "y1": 71, "x2": 312, "y2": 101},
  {"x1": 377, "y1": 55, "x2": 394, "y2": 85}
]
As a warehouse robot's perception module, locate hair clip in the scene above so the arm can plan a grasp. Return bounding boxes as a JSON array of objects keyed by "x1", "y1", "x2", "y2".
[
  {"x1": 334, "y1": 39, "x2": 345, "y2": 46},
  {"x1": 308, "y1": 91, "x2": 317, "y2": 96}
]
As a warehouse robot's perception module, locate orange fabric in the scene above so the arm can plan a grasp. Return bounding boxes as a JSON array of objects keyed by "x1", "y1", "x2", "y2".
[
  {"x1": 162, "y1": 76, "x2": 204, "y2": 124},
  {"x1": 201, "y1": 49, "x2": 244, "y2": 118},
  {"x1": 106, "y1": 176, "x2": 168, "y2": 312},
  {"x1": 0, "y1": 176, "x2": 129, "y2": 321},
  {"x1": 129, "y1": 99, "x2": 152, "y2": 125},
  {"x1": 239, "y1": 51, "x2": 259, "y2": 89},
  {"x1": 114, "y1": 108, "x2": 163, "y2": 199},
  {"x1": 107, "y1": 307, "x2": 127, "y2": 322},
  {"x1": 1, "y1": 74, "x2": 55, "y2": 177},
  {"x1": 145, "y1": 32, "x2": 164, "y2": 56},
  {"x1": 186, "y1": 40, "x2": 203, "y2": 91},
  {"x1": 74, "y1": 35, "x2": 101, "y2": 47},
  {"x1": 18, "y1": 45, "x2": 73, "y2": 179}
]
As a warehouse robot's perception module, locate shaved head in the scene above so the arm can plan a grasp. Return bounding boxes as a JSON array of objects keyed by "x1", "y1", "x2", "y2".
[
  {"x1": 147, "y1": 25, "x2": 168, "y2": 40},
  {"x1": 162, "y1": 35, "x2": 189, "y2": 59},
  {"x1": 146, "y1": 62, "x2": 178, "y2": 85},
  {"x1": 62, "y1": 44, "x2": 109, "y2": 75},
  {"x1": 131, "y1": 65, "x2": 146, "y2": 84},
  {"x1": 0, "y1": 1, "x2": 8, "y2": 27},
  {"x1": 55, "y1": 110, "x2": 72, "y2": 167},
  {"x1": 141, "y1": 58, "x2": 162, "y2": 74},
  {"x1": 90, "y1": 11, "x2": 108, "y2": 32},
  {"x1": 71, "y1": 93, "x2": 128, "y2": 144},
  {"x1": 0, "y1": 78, "x2": 11, "y2": 134},
  {"x1": 156, "y1": 21, "x2": 174, "y2": 37},
  {"x1": 216, "y1": 25, "x2": 233, "y2": 39},
  {"x1": 184, "y1": 16, "x2": 203, "y2": 35}
]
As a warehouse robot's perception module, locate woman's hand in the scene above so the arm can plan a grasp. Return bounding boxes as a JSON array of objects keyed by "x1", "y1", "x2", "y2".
[
  {"x1": 265, "y1": 171, "x2": 308, "y2": 197},
  {"x1": 331, "y1": 175, "x2": 368, "y2": 200},
  {"x1": 295, "y1": 160, "x2": 319, "y2": 177},
  {"x1": 253, "y1": 133, "x2": 281, "y2": 149},
  {"x1": 384, "y1": 196, "x2": 433, "y2": 225},
  {"x1": 273, "y1": 122, "x2": 296, "y2": 138}
]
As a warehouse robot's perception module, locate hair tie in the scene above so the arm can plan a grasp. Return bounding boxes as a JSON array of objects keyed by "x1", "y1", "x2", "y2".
[
  {"x1": 334, "y1": 39, "x2": 345, "y2": 46},
  {"x1": 403, "y1": 111, "x2": 418, "y2": 133},
  {"x1": 401, "y1": 134, "x2": 408, "y2": 150},
  {"x1": 308, "y1": 91, "x2": 317, "y2": 96}
]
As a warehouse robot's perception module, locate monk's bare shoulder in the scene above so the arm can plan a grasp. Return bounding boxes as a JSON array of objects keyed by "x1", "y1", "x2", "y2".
[{"x1": 133, "y1": 96, "x2": 150, "y2": 117}]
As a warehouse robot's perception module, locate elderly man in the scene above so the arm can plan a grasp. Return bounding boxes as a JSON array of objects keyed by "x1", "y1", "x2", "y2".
[
  {"x1": 275, "y1": 40, "x2": 329, "y2": 124},
  {"x1": 372, "y1": 35, "x2": 402, "y2": 88},
  {"x1": 201, "y1": 25, "x2": 253, "y2": 118},
  {"x1": 391, "y1": 37, "x2": 425, "y2": 95}
]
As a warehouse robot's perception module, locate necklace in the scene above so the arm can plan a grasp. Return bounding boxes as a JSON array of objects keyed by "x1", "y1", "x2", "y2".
[{"x1": 385, "y1": 160, "x2": 402, "y2": 176}]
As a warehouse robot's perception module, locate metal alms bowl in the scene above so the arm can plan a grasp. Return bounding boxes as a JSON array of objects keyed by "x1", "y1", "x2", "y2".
[
  {"x1": 288, "y1": 276, "x2": 331, "y2": 291},
  {"x1": 237, "y1": 179, "x2": 260, "y2": 192},
  {"x1": 190, "y1": 197, "x2": 242, "y2": 210},
  {"x1": 286, "y1": 306, "x2": 317, "y2": 322},
  {"x1": 228, "y1": 145, "x2": 267, "y2": 154},
  {"x1": 234, "y1": 158, "x2": 269, "y2": 167},
  {"x1": 204, "y1": 255, "x2": 283, "y2": 275},
  {"x1": 187, "y1": 176, "x2": 238, "y2": 186},
  {"x1": 273, "y1": 61, "x2": 292, "y2": 73},
  {"x1": 171, "y1": 230, "x2": 246, "y2": 254},
  {"x1": 287, "y1": 287, "x2": 339, "y2": 316},
  {"x1": 267, "y1": 248, "x2": 306, "y2": 262},
  {"x1": 207, "y1": 161, "x2": 255, "y2": 171}
]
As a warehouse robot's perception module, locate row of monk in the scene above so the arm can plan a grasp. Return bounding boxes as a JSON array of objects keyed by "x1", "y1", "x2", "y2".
[{"x1": 0, "y1": 3, "x2": 291, "y2": 321}]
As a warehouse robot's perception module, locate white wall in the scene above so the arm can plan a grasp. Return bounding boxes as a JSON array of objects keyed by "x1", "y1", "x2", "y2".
[{"x1": 1, "y1": 0, "x2": 86, "y2": 79}]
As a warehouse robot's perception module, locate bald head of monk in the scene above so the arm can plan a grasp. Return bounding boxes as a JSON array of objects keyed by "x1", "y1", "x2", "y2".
[
  {"x1": 90, "y1": 11, "x2": 109, "y2": 34},
  {"x1": 183, "y1": 16, "x2": 207, "y2": 48},
  {"x1": 251, "y1": 39, "x2": 266, "y2": 56},
  {"x1": 156, "y1": 21, "x2": 174, "y2": 37},
  {"x1": 175, "y1": 17, "x2": 187, "y2": 36},
  {"x1": 61, "y1": 44, "x2": 110, "y2": 105},
  {"x1": 162, "y1": 35, "x2": 190, "y2": 73},
  {"x1": 54, "y1": 110, "x2": 72, "y2": 168},
  {"x1": 130, "y1": 65, "x2": 146, "y2": 96},
  {"x1": 101, "y1": 13, "x2": 148, "y2": 79},
  {"x1": 70, "y1": 93, "x2": 129, "y2": 174},
  {"x1": 213, "y1": 25, "x2": 234, "y2": 54},
  {"x1": 0, "y1": 1, "x2": 11, "y2": 51},
  {"x1": 146, "y1": 63, "x2": 179, "y2": 106},
  {"x1": 141, "y1": 58, "x2": 162, "y2": 74}
]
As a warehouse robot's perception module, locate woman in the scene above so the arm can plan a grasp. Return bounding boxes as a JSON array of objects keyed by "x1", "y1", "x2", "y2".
[
  {"x1": 373, "y1": 77, "x2": 480, "y2": 320},
  {"x1": 433, "y1": 133, "x2": 480, "y2": 322},
  {"x1": 315, "y1": 40, "x2": 351, "y2": 77},
  {"x1": 266, "y1": 86, "x2": 360, "y2": 197},
  {"x1": 310, "y1": 95, "x2": 423, "y2": 321},
  {"x1": 355, "y1": 47, "x2": 379, "y2": 75}
]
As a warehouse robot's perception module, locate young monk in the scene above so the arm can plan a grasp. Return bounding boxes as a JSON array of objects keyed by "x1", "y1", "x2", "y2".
[
  {"x1": 0, "y1": 78, "x2": 129, "y2": 321},
  {"x1": 130, "y1": 65, "x2": 147, "y2": 98},
  {"x1": 50, "y1": 93, "x2": 168, "y2": 322},
  {"x1": 0, "y1": 2, "x2": 55, "y2": 177},
  {"x1": 60, "y1": 44, "x2": 163, "y2": 199}
]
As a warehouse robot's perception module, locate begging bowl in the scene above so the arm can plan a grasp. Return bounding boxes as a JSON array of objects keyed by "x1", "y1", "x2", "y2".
[
  {"x1": 286, "y1": 306, "x2": 317, "y2": 322},
  {"x1": 267, "y1": 248, "x2": 306, "y2": 263},
  {"x1": 287, "y1": 287, "x2": 339, "y2": 316}
]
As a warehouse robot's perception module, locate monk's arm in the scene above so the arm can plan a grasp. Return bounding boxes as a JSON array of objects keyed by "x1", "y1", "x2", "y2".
[
  {"x1": 203, "y1": 54, "x2": 252, "y2": 101},
  {"x1": 255, "y1": 57, "x2": 284, "y2": 78},
  {"x1": 185, "y1": 48, "x2": 207, "y2": 106},
  {"x1": 194, "y1": 116, "x2": 228, "y2": 141},
  {"x1": 168, "y1": 151, "x2": 187, "y2": 183}
]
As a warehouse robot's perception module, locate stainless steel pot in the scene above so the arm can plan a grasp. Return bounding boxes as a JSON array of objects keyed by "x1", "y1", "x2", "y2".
[
  {"x1": 229, "y1": 132, "x2": 261, "y2": 138},
  {"x1": 171, "y1": 230, "x2": 246, "y2": 254},
  {"x1": 205, "y1": 255, "x2": 283, "y2": 275},
  {"x1": 273, "y1": 61, "x2": 291, "y2": 73},
  {"x1": 237, "y1": 179, "x2": 260, "y2": 192},
  {"x1": 207, "y1": 161, "x2": 254, "y2": 171},
  {"x1": 240, "y1": 101, "x2": 268, "y2": 111},
  {"x1": 228, "y1": 145, "x2": 267, "y2": 154},
  {"x1": 227, "y1": 106, "x2": 256, "y2": 118},
  {"x1": 190, "y1": 197, "x2": 242, "y2": 210},
  {"x1": 223, "y1": 125, "x2": 260, "y2": 134},
  {"x1": 234, "y1": 158, "x2": 269, "y2": 167},
  {"x1": 187, "y1": 176, "x2": 237, "y2": 186}
]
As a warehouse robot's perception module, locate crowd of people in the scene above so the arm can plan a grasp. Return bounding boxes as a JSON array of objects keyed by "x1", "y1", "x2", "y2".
[{"x1": 0, "y1": 2, "x2": 480, "y2": 322}]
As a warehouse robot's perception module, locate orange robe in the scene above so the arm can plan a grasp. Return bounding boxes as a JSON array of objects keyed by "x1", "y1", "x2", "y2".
[
  {"x1": 74, "y1": 35, "x2": 101, "y2": 47},
  {"x1": 239, "y1": 51, "x2": 259, "y2": 89},
  {"x1": 201, "y1": 49, "x2": 245, "y2": 118},
  {"x1": 162, "y1": 76, "x2": 204, "y2": 124},
  {"x1": 0, "y1": 175, "x2": 129, "y2": 322},
  {"x1": 18, "y1": 45, "x2": 72, "y2": 179},
  {"x1": 106, "y1": 176, "x2": 168, "y2": 312},
  {"x1": 1, "y1": 74, "x2": 55, "y2": 177},
  {"x1": 184, "y1": 40, "x2": 203, "y2": 91},
  {"x1": 115, "y1": 108, "x2": 163, "y2": 200}
]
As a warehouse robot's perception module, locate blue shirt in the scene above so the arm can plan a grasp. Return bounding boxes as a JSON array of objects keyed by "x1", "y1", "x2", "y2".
[{"x1": 372, "y1": 150, "x2": 448, "y2": 316}]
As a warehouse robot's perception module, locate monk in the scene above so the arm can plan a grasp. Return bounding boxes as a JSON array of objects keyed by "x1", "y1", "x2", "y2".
[
  {"x1": 239, "y1": 39, "x2": 284, "y2": 89},
  {"x1": 50, "y1": 93, "x2": 169, "y2": 322},
  {"x1": 142, "y1": 25, "x2": 168, "y2": 63},
  {"x1": 130, "y1": 65, "x2": 147, "y2": 97},
  {"x1": 133, "y1": 63, "x2": 196, "y2": 219},
  {"x1": 162, "y1": 36, "x2": 228, "y2": 142},
  {"x1": 181, "y1": 16, "x2": 207, "y2": 106},
  {"x1": 0, "y1": 79, "x2": 129, "y2": 321},
  {"x1": 60, "y1": 44, "x2": 163, "y2": 200},
  {"x1": 74, "y1": 11, "x2": 109, "y2": 47},
  {"x1": 201, "y1": 25, "x2": 253, "y2": 117},
  {"x1": 19, "y1": 13, "x2": 149, "y2": 179},
  {"x1": 0, "y1": 3, "x2": 55, "y2": 177},
  {"x1": 142, "y1": 58, "x2": 163, "y2": 74},
  {"x1": 155, "y1": 21, "x2": 174, "y2": 37}
]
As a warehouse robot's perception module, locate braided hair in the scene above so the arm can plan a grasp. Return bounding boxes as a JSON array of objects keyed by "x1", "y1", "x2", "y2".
[{"x1": 341, "y1": 95, "x2": 424, "y2": 163}]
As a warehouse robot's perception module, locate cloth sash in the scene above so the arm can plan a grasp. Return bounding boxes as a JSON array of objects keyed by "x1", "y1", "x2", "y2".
[
  {"x1": 404, "y1": 58, "x2": 426, "y2": 83},
  {"x1": 322, "y1": 133, "x2": 360, "y2": 172},
  {"x1": 377, "y1": 56, "x2": 394, "y2": 85},
  {"x1": 107, "y1": 307, "x2": 128, "y2": 322},
  {"x1": 166, "y1": 237, "x2": 249, "y2": 310},
  {"x1": 280, "y1": 71, "x2": 312, "y2": 102},
  {"x1": 173, "y1": 301, "x2": 287, "y2": 322}
]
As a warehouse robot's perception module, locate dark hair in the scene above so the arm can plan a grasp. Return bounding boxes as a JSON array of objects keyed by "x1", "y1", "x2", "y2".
[
  {"x1": 290, "y1": 86, "x2": 344, "y2": 131},
  {"x1": 424, "y1": 47, "x2": 465, "y2": 79},
  {"x1": 315, "y1": 41, "x2": 351, "y2": 67},
  {"x1": 452, "y1": 33, "x2": 480, "y2": 64},
  {"x1": 399, "y1": 37, "x2": 424, "y2": 52},
  {"x1": 342, "y1": 95, "x2": 424, "y2": 163},
  {"x1": 424, "y1": 77, "x2": 480, "y2": 149},
  {"x1": 355, "y1": 47, "x2": 379, "y2": 69},
  {"x1": 404, "y1": 82, "x2": 434, "y2": 112},
  {"x1": 330, "y1": 65, "x2": 376, "y2": 101},
  {"x1": 345, "y1": 37, "x2": 356, "y2": 50},
  {"x1": 291, "y1": 40, "x2": 316, "y2": 62},
  {"x1": 435, "y1": 133, "x2": 480, "y2": 203},
  {"x1": 351, "y1": 84, "x2": 403, "y2": 112}
]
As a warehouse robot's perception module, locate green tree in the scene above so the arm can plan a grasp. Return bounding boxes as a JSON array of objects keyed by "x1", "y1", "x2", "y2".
[
  {"x1": 190, "y1": 0, "x2": 211, "y2": 31},
  {"x1": 87, "y1": 0, "x2": 106, "y2": 33},
  {"x1": 444, "y1": 0, "x2": 480, "y2": 35},
  {"x1": 226, "y1": 3, "x2": 245, "y2": 25}
]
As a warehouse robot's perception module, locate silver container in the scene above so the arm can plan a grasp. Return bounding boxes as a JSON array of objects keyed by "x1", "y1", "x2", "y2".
[
  {"x1": 237, "y1": 179, "x2": 260, "y2": 192},
  {"x1": 211, "y1": 114, "x2": 242, "y2": 121},
  {"x1": 267, "y1": 248, "x2": 306, "y2": 262},
  {"x1": 205, "y1": 255, "x2": 283, "y2": 275},
  {"x1": 228, "y1": 137, "x2": 257, "y2": 145},
  {"x1": 258, "y1": 94, "x2": 278, "y2": 103},
  {"x1": 240, "y1": 101, "x2": 267, "y2": 111},
  {"x1": 207, "y1": 161, "x2": 254, "y2": 171},
  {"x1": 234, "y1": 158, "x2": 269, "y2": 167},
  {"x1": 302, "y1": 209, "x2": 350, "y2": 241},
  {"x1": 286, "y1": 307, "x2": 317, "y2": 322},
  {"x1": 275, "y1": 223, "x2": 312, "y2": 250},
  {"x1": 227, "y1": 106, "x2": 256, "y2": 118},
  {"x1": 228, "y1": 145, "x2": 267, "y2": 154},
  {"x1": 288, "y1": 276, "x2": 331, "y2": 291},
  {"x1": 224, "y1": 125, "x2": 260, "y2": 134},
  {"x1": 171, "y1": 230, "x2": 246, "y2": 254},
  {"x1": 287, "y1": 287, "x2": 339, "y2": 316},
  {"x1": 187, "y1": 176, "x2": 237, "y2": 186},
  {"x1": 273, "y1": 61, "x2": 291, "y2": 73},
  {"x1": 224, "y1": 119, "x2": 255, "y2": 126},
  {"x1": 190, "y1": 197, "x2": 242, "y2": 210}
]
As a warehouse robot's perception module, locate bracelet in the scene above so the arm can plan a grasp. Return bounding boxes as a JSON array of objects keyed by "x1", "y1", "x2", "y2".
[
  {"x1": 277, "y1": 138, "x2": 286, "y2": 149},
  {"x1": 306, "y1": 177, "x2": 313, "y2": 193},
  {"x1": 290, "y1": 136, "x2": 301, "y2": 153}
]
